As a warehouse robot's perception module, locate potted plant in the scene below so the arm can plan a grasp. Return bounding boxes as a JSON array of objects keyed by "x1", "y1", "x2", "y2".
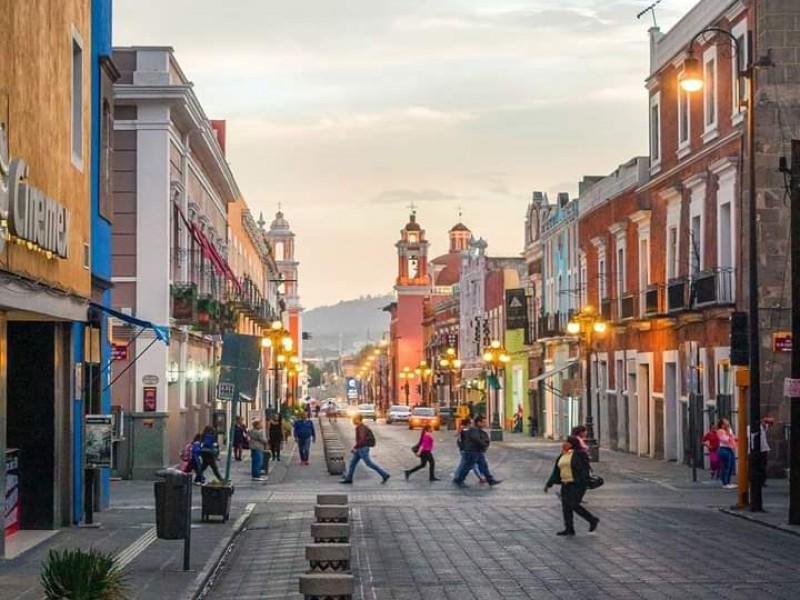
[
  {"x1": 41, "y1": 548, "x2": 128, "y2": 600},
  {"x1": 200, "y1": 480, "x2": 234, "y2": 522}
]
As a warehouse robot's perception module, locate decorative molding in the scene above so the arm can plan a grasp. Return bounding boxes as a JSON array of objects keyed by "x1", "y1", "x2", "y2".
[{"x1": 683, "y1": 172, "x2": 708, "y2": 191}]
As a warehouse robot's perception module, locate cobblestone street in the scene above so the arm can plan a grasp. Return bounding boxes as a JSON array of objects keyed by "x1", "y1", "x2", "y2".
[{"x1": 205, "y1": 421, "x2": 800, "y2": 600}]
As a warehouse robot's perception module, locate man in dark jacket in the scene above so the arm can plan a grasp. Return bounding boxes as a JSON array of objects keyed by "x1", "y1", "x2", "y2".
[
  {"x1": 544, "y1": 436, "x2": 599, "y2": 536},
  {"x1": 293, "y1": 413, "x2": 316, "y2": 465},
  {"x1": 340, "y1": 414, "x2": 390, "y2": 484},
  {"x1": 453, "y1": 416, "x2": 501, "y2": 487}
]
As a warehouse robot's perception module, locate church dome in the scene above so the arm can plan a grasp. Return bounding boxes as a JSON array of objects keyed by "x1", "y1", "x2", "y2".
[
  {"x1": 404, "y1": 212, "x2": 421, "y2": 231},
  {"x1": 449, "y1": 222, "x2": 470, "y2": 233},
  {"x1": 270, "y1": 210, "x2": 291, "y2": 231}
]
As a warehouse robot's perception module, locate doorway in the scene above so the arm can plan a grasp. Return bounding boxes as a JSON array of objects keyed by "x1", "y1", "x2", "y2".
[{"x1": 664, "y1": 362, "x2": 678, "y2": 460}]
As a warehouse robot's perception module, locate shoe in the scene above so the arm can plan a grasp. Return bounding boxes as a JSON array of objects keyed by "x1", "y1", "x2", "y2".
[
  {"x1": 725, "y1": 484, "x2": 737, "y2": 489},
  {"x1": 340, "y1": 479, "x2": 353, "y2": 484},
  {"x1": 404, "y1": 470, "x2": 410, "y2": 481},
  {"x1": 430, "y1": 477, "x2": 441, "y2": 481},
  {"x1": 479, "y1": 477, "x2": 487, "y2": 484},
  {"x1": 488, "y1": 479, "x2": 502, "y2": 487},
  {"x1": 381, "y1": 474, "x2": 391, "y2": 484},
  {"x1": 589, "y1": 518, "x2": 599, "y2": 532},
  {"x1": 453, "y1": 481, "x2": 467, "y2": 488},
  {"x1": 556, "y1": 530, "x2": 575, "y2": 536},
  {"x1": 251, "y1": 477, "x2": 266, "y2": 482}
]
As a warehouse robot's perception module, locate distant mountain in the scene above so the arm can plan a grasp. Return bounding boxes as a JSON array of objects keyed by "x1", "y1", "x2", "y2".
[{"x1": 302, "y1": 294, "x2": 394, "y2": 359}]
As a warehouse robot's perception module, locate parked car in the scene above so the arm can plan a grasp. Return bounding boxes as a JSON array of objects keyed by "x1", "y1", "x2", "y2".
[
  {"x1": 408, "y1": 407, "x2": 440, "y2": 431},
  {"x1": 356, "y1": 403, "x2": 377, "y2": 421},
  {"x1": 386, "y1": 405, "x2": 411, "y2": 424}
]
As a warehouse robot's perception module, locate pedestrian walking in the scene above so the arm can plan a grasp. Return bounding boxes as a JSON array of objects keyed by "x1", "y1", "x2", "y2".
[
  {"x1": 514, "y1": 405, "x2": 524, "y2": 433},
  {"x1": 404, "y1": 424, "x2": 439, "y2": 481},
  {"x1": 268, "y1": 414, "x2": 283, "y2": 461},
  {"x1": 571, "y1": 425, "x2": 590, "y2": 454},
  {"x1": 454, "y1": 417, "x2": 486, "y2": 483},
  {"x1": 453, "y1": 415, "x2": 500, "y2": 487},
  {"x1": 180, "y1": 433, "x2": 205, "y2": 484},
  {"x1": 748, "y1": 417, "x2": 773, "y2": 488},
  {"x1": 703, "y1": 423, "x2": 720, "y2": 478},
  {"x1": 544, "y1": 438, "x2": 599, "y2": 536},
  {"x1": 340, "y1": 414, "x2": 390, "y2": 484},
  {"x1": 233, "y1": 416, "x2": 248, "y2": 461},
  {"x1": 716, "y1": 418, "x2": 738, "y2": 489},
  {"x1": 293, "y1": 413, "x2": 316, "y2": 465},
  {"x1": 248, "y1": 420, "x2": 268, "y2": 481},
  {"x1": 199, "y1": 425, "x2": 224, "y2": 482}
]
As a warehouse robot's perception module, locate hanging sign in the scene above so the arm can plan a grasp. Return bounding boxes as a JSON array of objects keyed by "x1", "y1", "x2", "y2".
[
  {"x1": 773, "y1": 331, "x2": 792, "y2": 353},
  {"x1": 505, "y1": 289, "x2": 529, "y2": 330},
  {"x1": 111, "y1": 343, "x2": 129, "y2": 361},
  {"x1": 85, "y1": 414, "x2": 113, "y2": 469},
  {"x1": 143, "y1": 386, "x2": 157, "y2": 412}
]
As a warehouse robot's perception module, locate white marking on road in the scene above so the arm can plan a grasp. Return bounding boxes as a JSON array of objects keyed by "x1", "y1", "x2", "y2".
[
  {"x1": 115, "y1": 527, "x2": 157, "y2": 569},
  {"x1": 352, "y1": 507, "x2": 377, "y2": 600}
]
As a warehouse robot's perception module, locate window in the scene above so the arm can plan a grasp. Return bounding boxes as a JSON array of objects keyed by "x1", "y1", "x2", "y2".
[
  {"x1": 714, "y1": 163, "x2": 737, "y2": 302},
  {"x1": 677, "y1": 78, "x2": 691, "y2": 153},
  {"x1": 579, "y1": 256, "x2": 588, "y2": 308},
  {"x1": 666, "y1": 192, "x2": 681, "y2": 280},
  {"x1": 667, "y1": 227, "x2": 678, "y2": 279},
  {"x1": 703, "y1": 47, "x2": 718, "y2": 138},
  {"x1": 99, "y1": 101, "x2": 113, "y2": 221},
  {"x1": 688, "y1": 180, "x2": 705, "y2": 275},
  {"x1": 731, "y1": 20, "x2": 749, "y2": 121},
  {"x1": 649, "y1": 93, "x2": 661, "y2": 167},
  {"x1": 690, "y1": 215, "x2": 702, "y2": 274},
  {"x1": 598, "y1": 254, "x2": 607, "y2": 302},
  {"x1": 639, "y1": 237, "x2": 649, "y2": 295},
  {"x1": 71, "y1": 30, "x2": 84, "y2": 168},
  {"x1": 616, "y1": 244, "x2": 626, "y2": 311}
]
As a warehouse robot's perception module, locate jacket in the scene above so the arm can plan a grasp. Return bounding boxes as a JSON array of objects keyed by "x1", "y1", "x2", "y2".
[
  {"x1": 463, "y1": 427, "x2": 490, "y2": 453},
  {"x1": 354, "y1": 423, "x2": 370, "y2": 449},
  {"x1": 293, "y1": 419, "x2": 316, "y2": 441},
  {"x1": 545, "y1": 450, "x2": 590, "y2": 489},
  {"x1": 248, "y1": 428, "x2": 268, "y2": 451},
  {"x1": 268, "y1": 420, "x2": 283, "y2": 443}
]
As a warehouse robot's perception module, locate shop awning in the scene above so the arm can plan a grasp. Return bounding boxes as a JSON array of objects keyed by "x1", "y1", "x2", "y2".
[
  {"x1": 486, "y1": 373, "x2": 502, "y2": 390},
  {"x1": 529, "y1": 359, "x2": 578, "y2": 386},
  {"x1": 90, "y1": 303, "x2": 170, "y2": 344},
  {"x1": 460, "y1": 367, "x2": 484, "y2": 381}
]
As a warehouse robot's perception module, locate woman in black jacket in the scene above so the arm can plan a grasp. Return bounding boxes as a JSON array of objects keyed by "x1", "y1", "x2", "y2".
[{"x1": 544, "y1": 436, "x2": 599, "y2": 536}]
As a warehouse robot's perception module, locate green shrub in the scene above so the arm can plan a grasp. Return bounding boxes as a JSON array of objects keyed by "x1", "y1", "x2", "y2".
[{"x1": 40, "y1": 548, "x2": 128, "y2": 600}]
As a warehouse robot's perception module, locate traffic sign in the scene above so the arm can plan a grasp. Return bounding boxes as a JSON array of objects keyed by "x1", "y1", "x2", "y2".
[
  {"x1": 784, "y1": 378, "x2": 800, "y2": 398},
  {"x1": 217, "y1": 382, "x2": 235, "y2": 401}
]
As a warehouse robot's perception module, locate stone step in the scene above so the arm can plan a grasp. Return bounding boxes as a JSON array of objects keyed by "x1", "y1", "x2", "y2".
[
  {"x1": 310, "y1": 522, "x2": 350, "y2": 543},
  {"x1": 299, "y1": 572, "x2": 354, "y2": 599},
  {"x1": 306, "y1": 543, "x2": 351, "y2": 572},
  {"x1": 317, "y1": 493, "x2": 348, "y2": 505},
  {"x1": 315, "y1": 505, "x2": 349, "y2": 523}
]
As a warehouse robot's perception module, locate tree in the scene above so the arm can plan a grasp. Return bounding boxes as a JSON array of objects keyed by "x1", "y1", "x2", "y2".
[{"x1": 307, "y1": 363, "x2": 322, "y2": 388}]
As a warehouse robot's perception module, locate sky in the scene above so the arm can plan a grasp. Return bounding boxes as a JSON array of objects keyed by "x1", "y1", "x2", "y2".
[{"x1": 114, "y1": 0, "x2": 700, "y2": 309}]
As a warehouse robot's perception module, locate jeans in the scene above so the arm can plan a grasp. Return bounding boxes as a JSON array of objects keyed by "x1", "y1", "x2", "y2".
[
  {"x1": 344, "y1": 447, "x2": 389, "y2": 481},
  {"x1": 454, "y1": 451, "x2": 495, "y2": 484},
  {"x1": 251, "y1": 448, "x2": 264, "y2": 478},
  {"x1": 298, "y1": 437, "x2": 313, "y2": 462},
  {"x1": 718, "y1": 447, "x2": 735, "y2": 485},
  {"x1": 200, "y1": 450, "x2": 223, "y2": 481},
  {"x1": 561, "y1": 483, "x2": 596, "y2": 532},
  {"x1": 453, "y1": 450, "x2": 485, "y2": 480},
  {"x1": 407, "y1": 451, "x2": 436, "y2": 479}
]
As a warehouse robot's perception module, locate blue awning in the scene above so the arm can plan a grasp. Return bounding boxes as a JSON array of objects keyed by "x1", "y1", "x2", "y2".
[{"x1": 89, "y1": 303, "x2": 170, "y2": 344}]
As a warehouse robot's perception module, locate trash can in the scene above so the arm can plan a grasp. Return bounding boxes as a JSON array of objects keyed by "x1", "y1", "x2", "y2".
[{"x1": 154, "y1": 468, "x2": 192, "y2": 540}]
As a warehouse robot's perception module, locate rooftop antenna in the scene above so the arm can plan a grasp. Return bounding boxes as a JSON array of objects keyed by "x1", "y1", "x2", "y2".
[{"x1": 637, "y1": 0, "x2": 663, "y2": 28}]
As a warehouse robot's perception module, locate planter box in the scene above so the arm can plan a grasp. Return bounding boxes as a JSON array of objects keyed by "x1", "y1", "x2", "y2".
[{"x1": 201, "y1": 484, "x2": 234, "y2": 522}]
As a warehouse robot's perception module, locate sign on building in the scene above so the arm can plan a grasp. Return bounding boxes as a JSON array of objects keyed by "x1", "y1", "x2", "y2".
[
  {"x1": 85, "y1": 414, "x2": 113, "y2": 469},
  {"x1": 346, "y1": 377, "x2": 360, "y2": 401},
  {"x1": 505, "y1": 289, "x2": 529, "y2": 330}
]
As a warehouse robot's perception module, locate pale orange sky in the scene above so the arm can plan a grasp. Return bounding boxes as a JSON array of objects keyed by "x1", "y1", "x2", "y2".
[{"x1": 115, "y1": 0, "x2": 700, "y2": 308}]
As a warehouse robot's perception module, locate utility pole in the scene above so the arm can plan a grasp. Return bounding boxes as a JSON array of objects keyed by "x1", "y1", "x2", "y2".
[{"x1": 789, "y1": 140, "x2": 800, "y2": 524}]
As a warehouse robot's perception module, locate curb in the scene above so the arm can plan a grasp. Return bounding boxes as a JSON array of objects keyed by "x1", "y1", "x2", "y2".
[
  {"x1": 186, "y1": 502, "x2": 256, "y2": 600},
  {"x1": 719, "y1": 507, "x2": 800, "y2": 537}
]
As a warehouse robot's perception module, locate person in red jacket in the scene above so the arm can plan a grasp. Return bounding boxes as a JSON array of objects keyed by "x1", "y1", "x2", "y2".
[
  {"x1": 703, "y1": 423, "x2": 720, "y2": 479},
  {"x1": 340, "y1": 415, "x2": 390, "y2": 484}
]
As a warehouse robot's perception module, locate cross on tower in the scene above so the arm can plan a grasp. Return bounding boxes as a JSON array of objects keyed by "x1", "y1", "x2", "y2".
[{"x1": 407, "y1": 201, "x2": 417, "y2": 215}]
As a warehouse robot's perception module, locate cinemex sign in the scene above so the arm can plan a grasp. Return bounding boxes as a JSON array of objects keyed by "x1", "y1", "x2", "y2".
[{"x1": 0, "y1": 125, "x2": 70, "y2": 259}]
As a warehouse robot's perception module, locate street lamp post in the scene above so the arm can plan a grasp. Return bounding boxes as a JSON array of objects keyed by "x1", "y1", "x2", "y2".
[
  {"x1": 262, "y1": 319, "x2": 293, "y2": 411},
  {"x1": 399, "y1": 367, "x2": 414, "y2": 406},
  {"x1": 439, "y1": 347, "x2": 462, "y2": 409},
  {"x1": 680, "y1": 26, "x2": 771, "y2": 512},
  {"x1": 567, "y1": 306, "x2": 607, "y2": 462},
  {"x1": 482, "y1": 340, "x2": 510, "y2": 442},
  {"x1": 415, "y1": 360, "x2": 432, "y2": 406}
]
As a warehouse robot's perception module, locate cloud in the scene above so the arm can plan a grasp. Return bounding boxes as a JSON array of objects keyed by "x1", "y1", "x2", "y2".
[{"x1": 370, "y1": 189, "x2": 460, "y2": 205}]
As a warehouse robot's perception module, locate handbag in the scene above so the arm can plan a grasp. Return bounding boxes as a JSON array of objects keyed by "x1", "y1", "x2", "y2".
[
  {"x1": 586, "y1": 472, "x2": 604, "y2": 490},
  {"x1": 411, "y1": 430, "x2": 425, "y2": 454}
]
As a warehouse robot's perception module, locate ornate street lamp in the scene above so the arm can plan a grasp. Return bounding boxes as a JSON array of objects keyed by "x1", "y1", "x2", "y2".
[
  {"x1": 414, "y1": 360, "x2": 432, "y2": 406},
  {"x1": 262, "y1": 320, "x2": 293, "y2": 410},
  {"x1": 482, "y1": 340, "x2": 510, "y2": 441},
  {"x1": 567, "y1": 306, "x2": 607, "y2": 462},
  {"x1": 398, "y1": 367, "x2": 415, "y2": 406},
  {"x1": 439, "y1": 347, "x2": 462, "y2": 408},
  {"x1": 679, "y1": 26, "x2": 772, "y2": 512}
]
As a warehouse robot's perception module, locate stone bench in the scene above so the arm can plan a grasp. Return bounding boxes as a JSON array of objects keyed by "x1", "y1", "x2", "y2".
[
  {"x1": 315, "y1": 504, "x2": 349, "y2": 523},
  {"x1": 299, "y1": 573, "x2": 354, "y2": 600},
  {"x1": 311, "y1": 522, "x2": 350, "y2": 543},
  {"x1": 306, "y1": 543, "x2": 351, "y2": 572},
  {"x1": 317, "y1": 493, "x2": 348, "y2": 505}
]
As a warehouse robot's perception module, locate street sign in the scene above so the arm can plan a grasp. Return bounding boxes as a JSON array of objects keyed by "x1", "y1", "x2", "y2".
[
  {"x1": 784, "y1": 378, "x2": 800, "y2": 398},
  {"x1": 773, "y1": 331, "x2": 792, "y2": 353},
  {"x1": 111, "y1": 343, "x2": 128, "y2": 361},
  {"x1": 142, "y1": 374, "x2": 159, "y2": 385},
  {"x1": 217, "y1": 382, "x2": 235, "y2": 401}
]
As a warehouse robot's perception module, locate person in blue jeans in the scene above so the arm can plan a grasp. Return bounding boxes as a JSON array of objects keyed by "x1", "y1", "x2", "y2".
[
  {"x1": 293, "y1": 413, "x2": 316, "y2": 465},
  {"x1": 248, "y1": 420, "x2": 268, "y2": 481},
  {"x1": 341, "y1": 414, "x2": 390, "y2": 484},
  {"x1": 453, "y1": 416, "x2": 501, "y2": 487}
]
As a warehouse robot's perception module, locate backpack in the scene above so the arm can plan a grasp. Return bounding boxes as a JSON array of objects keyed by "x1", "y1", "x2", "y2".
[
  {"x1": 364, "y1": 426, "x2": 376, "y2": 448},
  {"x1": 180, "y1": 442, "x2": 192, "y2": 462}
]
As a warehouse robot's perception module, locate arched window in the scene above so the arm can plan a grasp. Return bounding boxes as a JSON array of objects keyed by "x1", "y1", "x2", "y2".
[{"x1": 275, "y1": 241, "x2": 284, "y2": 261}]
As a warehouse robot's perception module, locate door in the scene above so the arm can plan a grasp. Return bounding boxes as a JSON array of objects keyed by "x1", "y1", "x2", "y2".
[
  {"x1": 664, "y1": 362, "x2": 678, "y2": 461},
  {"x1": 654, "y1": 398, "x2": 665, "y2": 460},
  {"x1": 608, "y1": 392, "x2": 619, "y2": 450}
]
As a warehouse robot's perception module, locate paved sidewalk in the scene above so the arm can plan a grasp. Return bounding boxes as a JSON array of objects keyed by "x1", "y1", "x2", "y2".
[
  {"x1": 498, "y1": 430, "x2": 799, "y2": 535},
  {"x1": 0, "y1": 441, "x2": 295, "y2": 600}
]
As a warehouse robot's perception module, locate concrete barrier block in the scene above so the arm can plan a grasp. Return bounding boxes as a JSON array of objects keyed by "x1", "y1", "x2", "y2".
[
  {"x1": 326, "y1": 455, "x2": 346, "y2": 476},
  {"x1": 317, "y1": 493, "x2": 348, "y2": 506},
  {"x1": 315, "y1": 505, "x2": 349, "y2": 523},
  {"x1": 306, "y1": 543, "x2": 351, "y2": 572},
  {"x1": 299, "y1": 573, "x2": 354, "y2": 599},
  {"x1": 311, "y1": 522, "x2": 350, "y2": 543}
]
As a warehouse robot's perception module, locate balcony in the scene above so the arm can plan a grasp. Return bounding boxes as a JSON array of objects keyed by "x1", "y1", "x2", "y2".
[
  {"x1": 644, "y1": 284, "x2": 663, "y2": 316},
  {"x1": 667, "y1": 278, "x2": 688, "y2": 312},
  {"x1": 536, "y1": 311, "x2": 571, "y2": 340},
  {"x1": 619, "y1": 293, "x2": 637, "y2": 320},
  {"x1": 172, "y1": 283, "x2": 198, "y2": 325},
  {"x1": 692, "y1": 268, "x2": 735, "y2": 307},
  {"x1": 600, "y1": 298, "x2": 612, "y2": 321}
]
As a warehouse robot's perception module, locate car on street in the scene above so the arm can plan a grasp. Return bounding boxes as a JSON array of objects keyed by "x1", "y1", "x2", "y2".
[
  {"x1": 408, "y1": 407, "x2": 440, "y2": 431},
  {"x1": 356, "y1": 403, "x2": 377, "y2": 421},
  {"x1": 386, "y1": 405, "x2": 411, "y2": 424}
]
